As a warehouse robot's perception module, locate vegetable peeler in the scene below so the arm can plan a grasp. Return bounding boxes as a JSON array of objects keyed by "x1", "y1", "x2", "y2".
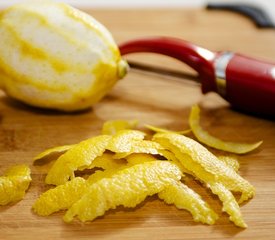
[{"x1": 119, "y1": 36, "x2": 275, "y2": 118}]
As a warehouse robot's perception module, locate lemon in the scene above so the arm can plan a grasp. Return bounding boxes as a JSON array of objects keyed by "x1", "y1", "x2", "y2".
[{"x1": 0, "y1": 1, "x2": 128, "y2": 111}]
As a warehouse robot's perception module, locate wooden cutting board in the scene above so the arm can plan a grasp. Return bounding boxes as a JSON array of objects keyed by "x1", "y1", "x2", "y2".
[{"x1": 1, "y1": 8, "x2": 275, "y2": 240}]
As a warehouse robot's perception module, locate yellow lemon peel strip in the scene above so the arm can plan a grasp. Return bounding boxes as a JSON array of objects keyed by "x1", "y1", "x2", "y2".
[
  {"x1": 106, "y1": 129, "x2": 146, "y2": 153},
  {"x1": 189, "y1": 105, "x2": 263, "y2": 154},
  {"x1": 113, "y1": 140, "x2": 165, "y2": 159},
  {"x1": 158, "y1": 181, "x2": 218, "y2": 225},
  {"x1": 106, "y1": 129, "x2": 165, "y2": 159},
  {"x1": 102, "y1": 119, "x2": 138, "y2": 135},
  {"x1": 33, "y1": 168, "x2": 122, "y2": 216},
  {"x1": 87, "y1": 166, "x2": 130, "y2": 186},
  {"x1": 87, "y1": 169, "x2": 120, "y2": 184},
  {"x1": 0, "y1": 164, "x2": 31, "y2": 205},
  {"x1": 153, "y1": 133, "x2": 255, "y2": 204},
  {"x1": 63, "y1": 161, "x2": 182, "y2": 223},
  {"x1": 159, "y1": 149, "x2": 191, "y2": 174},
  {"x1": 145, "y1": 124, "x2": 191, "y2": 135},
  {"x1": 87, "y1": 153, "x2": 127, "y2": 170},
  {"x1": 126, "y1": 153, "x2": 157, "y2": 166},
  {"x1": 45, "y1": 135, "x2": 111, "y2": 185},
  {"x1": 33, "y1": 144, "x2": 75, "y2": 163},
  {"x1": 32, "y1": 177, "x2": 87, "y2": 216},
  {"x1": 217, "y1": 155, "x2": 240, "y2": 172},
  {"x1": 209, "y1": 182, "x2": 247, "y2": 228},
  {"x1": 32, "y1": 118, "x2": 256, "y2": 227}
]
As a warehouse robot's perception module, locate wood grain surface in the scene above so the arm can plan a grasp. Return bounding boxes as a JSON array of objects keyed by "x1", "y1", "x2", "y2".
[{"x1": 1, "y1": 8, "x2": 275, "y2": 240}]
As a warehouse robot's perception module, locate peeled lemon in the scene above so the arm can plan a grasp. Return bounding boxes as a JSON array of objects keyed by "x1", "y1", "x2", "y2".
[{"x1": 0, "y1": 1, "x2": 128, "y2": 111}]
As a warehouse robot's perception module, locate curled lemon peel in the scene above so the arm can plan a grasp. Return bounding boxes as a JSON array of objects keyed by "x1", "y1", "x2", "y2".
[
  {"x1": 189, "y1": 105, "x2": 263, "y2": 154},
  {"x1": 33, "y1": 144, "x2": 74, "y2": 163},
  {"x1": 45, "y1": 135, "x2": 111, "y2": 185},
  {"x1": 153, "y1": 132, "x2": 254, "y2": 227},
  {"x1": 113, "y1": 139, "x2": 165, "y2": 159},
  {"x1": 217, "y1": 155, "x2": 240, "y2": 172},
  {"x1": 87, "y1": 153, "x2": 127, "y2": 170},
  {"x1": 126, "y1": 153, "x2": 157, "y2": 166},
  {"x1": 106, "y1": 129, "x2": 146, "y2": 153},
  {"x1": 209, "y1": 182, "x2": 247, "y2": 228},
  {"x1": 153, "y1": 133, "x2": 255, "y2": 204},
  {"x1": 33, "y1": 168, "x2": 123, "y2": 216},
  {"x1": 32, "y1": 177, "x2": 87, "y2": 216},
  {"x1": 0, "y1": 164, "x2": 31, "y2": 205},
  {"x1": 32, "y1": 117, "x2": 256, "y2": 228},
  {"x1": 158, "y1": 181, "x2": 218, "y2": 225},
  {"x1": 63, "y1": 161, "x2": 182, "y2": 223},
  {"x1": 145, "y1": 124, "x2": 191, "y2": 135},
  {"x1": 101, "y1": 119, "x2": 138, "y2": 135},
  {"x1": 106, "y1": 129, "x2": 165, "y2": 159},
  {"x1": 87, "y1": 169, "x2": 122, "y2": 184}
]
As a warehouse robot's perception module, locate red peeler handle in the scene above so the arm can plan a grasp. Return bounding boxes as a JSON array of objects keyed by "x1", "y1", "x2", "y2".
[
  {"x1": 119, "y1": 37, "x2": 275, "y2": 118},
  {"x1": 223, "y1": 53, "x2": 275, "y2": 117}
]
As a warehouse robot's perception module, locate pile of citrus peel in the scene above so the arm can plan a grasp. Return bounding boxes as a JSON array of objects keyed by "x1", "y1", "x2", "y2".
[{"x1": 0, "y1": 105, "x2": 262, "y2": 228}]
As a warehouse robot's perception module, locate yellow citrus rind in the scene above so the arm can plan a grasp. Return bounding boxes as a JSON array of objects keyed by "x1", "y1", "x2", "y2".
[
  {"x1": 0, "y1": 164, "x2": 31, "y2": 205},
  {"x1": 189, "y1": 105, "x2": 262, "y2": 154},
  {"x1": 63, "y1": 161, "x2": 182, "y2": 222}
]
